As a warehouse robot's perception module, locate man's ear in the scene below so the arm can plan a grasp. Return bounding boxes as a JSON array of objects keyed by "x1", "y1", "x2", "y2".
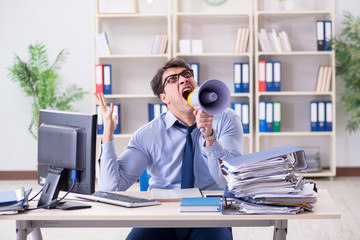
[{"x1": 160, "y1": 92, "x2": 169, "y2": 105}]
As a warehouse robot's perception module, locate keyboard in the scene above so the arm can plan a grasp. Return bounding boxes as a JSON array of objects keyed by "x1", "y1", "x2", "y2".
[{"x1": 76, "y1": 191, "x2": 161, "y2": 208}]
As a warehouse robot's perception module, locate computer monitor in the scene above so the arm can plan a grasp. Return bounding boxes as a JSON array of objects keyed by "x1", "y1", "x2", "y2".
[{"x1": 37, "y1": 109, "x2": 97, "y2": 209}]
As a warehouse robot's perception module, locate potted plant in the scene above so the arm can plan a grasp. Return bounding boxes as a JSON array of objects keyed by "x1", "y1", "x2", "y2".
[
  {"x1": 8, "y1": 42, "x2": 87, "y2": 139},
  {"x1": 332, "y1": 12, "x2": 360, "y2": 133}
]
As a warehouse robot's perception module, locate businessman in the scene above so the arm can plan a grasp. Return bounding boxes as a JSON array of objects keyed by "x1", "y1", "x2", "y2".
[{"x1": 94, "y1": 57, "x2": 243, "y2": 240}]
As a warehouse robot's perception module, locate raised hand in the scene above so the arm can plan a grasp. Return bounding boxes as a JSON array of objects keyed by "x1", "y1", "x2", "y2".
[{"x1": 93, "y1": 92, "x2": 117, "y2": 143}]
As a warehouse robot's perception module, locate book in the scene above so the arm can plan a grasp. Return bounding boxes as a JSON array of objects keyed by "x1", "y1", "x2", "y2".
[
  {"x1": 95, "y1": 32, "x2": 111, "y2": 55},
  {"x1": 0, "y1": 188, "x2": 24, "y2": 205},
  {"x1": 150, "y1": 188, "x2": 203, "y2": 202},
  {"x1": 180, "y1": 197, "x2": 221, "y2": 212}
]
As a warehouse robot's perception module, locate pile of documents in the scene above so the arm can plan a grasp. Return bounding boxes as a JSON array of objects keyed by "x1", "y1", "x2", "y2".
[
  {"x1": 0, "y1": 187, "x2": 32, "y2": 215},
  {"x1": 222, "y1": 145, "x2": 318, "y2": 215}
]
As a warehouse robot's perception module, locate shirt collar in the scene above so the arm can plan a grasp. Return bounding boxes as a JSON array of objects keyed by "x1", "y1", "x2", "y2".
[
  {"x1": 164, "y1": 111, "x2": 196, "y2": 130},
  {"x1": 164, "y1": 111, "x2": 179, "y2": 130}
]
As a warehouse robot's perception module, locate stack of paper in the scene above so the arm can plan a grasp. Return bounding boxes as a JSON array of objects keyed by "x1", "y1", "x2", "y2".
[
  {"x1": 222, "y1": 145, "x2": 318, "y2": 215},
  {"x1": 0, "y1": 187, "x2": 32, "y2": 215}
]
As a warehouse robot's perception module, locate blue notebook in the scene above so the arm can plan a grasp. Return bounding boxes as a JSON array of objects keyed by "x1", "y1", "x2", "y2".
[
  {"x1": 0, "y1": 188, "x2": 23, "y2": 205},
  {"x1": 180, "y1": 197, "x2": 221, "y2": 212}
]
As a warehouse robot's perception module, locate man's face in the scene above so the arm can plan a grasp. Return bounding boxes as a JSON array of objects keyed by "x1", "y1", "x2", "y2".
[{"x1": 160, "y1": 67, "x2": 198, "y2": 114}]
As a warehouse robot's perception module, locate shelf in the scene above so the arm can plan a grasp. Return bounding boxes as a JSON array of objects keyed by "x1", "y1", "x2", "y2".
[
  {"x1": 257, "y1": 10, "x2": 332, "y2": 16},
  {"x1": 175, "y1": 52, "x2": 252, "y2": 57},
  {"x1": 95, "y1": 54, "x2": 169, "y2": 59},
  {"x1": 296, "y1": 169, "x2": 336, "y2": 178},
  {"x1": 257, "y1": 51, "x2": 334, "y2": 56},
  {"x1": 95, "y1": 13, "x2": 169, "y2": 18},
  {"x1": 175, "y1": 12, "x2": 250, "y2": 17},
  {"x1": 257, "y1": 91, "x2": 333, "y2": 96},
  {"x1": 231, "y1": 93, "x2": 251, "y2": 98},
  {"x1": 97, "y1": 134, "x2": 133, "y2": 139},
  {"x1": 257, "y1": 131, "x2": 334, "y2": 137},
  {"x1": 104, "y1": 94, "x2": 156, "y2": 99}
]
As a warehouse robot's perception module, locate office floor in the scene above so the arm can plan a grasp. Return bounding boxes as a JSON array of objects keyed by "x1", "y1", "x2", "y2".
[{"x1": 0, "y1": 177, "x2": 359, "y2": 240}]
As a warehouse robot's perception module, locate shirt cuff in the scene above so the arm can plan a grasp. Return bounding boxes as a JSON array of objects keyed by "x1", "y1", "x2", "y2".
[
  {"x1": 203, "y1": 139, "x2": 226, "y2": 160},
  {"x1": 100, "y1": 140, "x2": 117, "y2": 162}
]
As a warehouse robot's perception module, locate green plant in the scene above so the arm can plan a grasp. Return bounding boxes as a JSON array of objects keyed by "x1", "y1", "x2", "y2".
[
  {"x1": 8, "y1": 42, "x2": 87, "y2": 139},
  {"x1": 332, "y1": 12, "x2": 360, "y2": 133}
]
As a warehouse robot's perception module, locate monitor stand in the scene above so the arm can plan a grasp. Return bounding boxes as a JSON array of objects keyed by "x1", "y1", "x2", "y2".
[
  {"x1": 37, "y1": 167, "x2": 91, "y2": 210},
  {"x1": 55, "y1": 201, "x2": 91, "y2": 210}
]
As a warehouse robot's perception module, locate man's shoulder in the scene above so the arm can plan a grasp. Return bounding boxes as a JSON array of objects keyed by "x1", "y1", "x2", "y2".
[
  {"x1": 134, "y1": 113, "x2": 167, "y2": 136},
  {"x1": 214, "y1": 108, "x2": 238, "y2": 121}
]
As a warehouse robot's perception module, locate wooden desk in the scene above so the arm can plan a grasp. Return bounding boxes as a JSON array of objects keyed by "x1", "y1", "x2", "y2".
[{"x1": 0, "y1": 189, "x2": 340, "y2": 240}]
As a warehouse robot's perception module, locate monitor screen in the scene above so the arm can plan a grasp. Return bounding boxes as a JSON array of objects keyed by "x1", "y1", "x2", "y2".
[{"x1": 37, "y1": 109, "x2": 97, "y2": 209}]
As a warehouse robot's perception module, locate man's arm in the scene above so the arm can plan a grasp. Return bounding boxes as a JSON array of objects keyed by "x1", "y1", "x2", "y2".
[{"x1": 202, "y1": 109, "x2": 244, "y2": 188}]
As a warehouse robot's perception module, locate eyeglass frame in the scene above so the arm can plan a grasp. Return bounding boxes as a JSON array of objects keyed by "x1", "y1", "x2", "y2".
[{"x1": 162, "y1": 68, "x2": 194, "y2": 92}]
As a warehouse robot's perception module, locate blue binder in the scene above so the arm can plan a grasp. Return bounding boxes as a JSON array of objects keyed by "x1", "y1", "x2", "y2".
[
  {"x1": 265, "y1": 102, "x2": 273, "y2": 132},
  {"x1": 265, "y1": 61, "x2": 273, "y2": 92},
  {"x1": 110, "y1": 103, "x2": 121, "y2": 134},
  {"x1": 96, "y1": 105, "x2": 103, "y2": 135},
  {"x1": 233, "y1": 63, "x2": 242, "y2": 93},
  {"x1": 325, "y1": 101, "x2": 333, "y2": 131},
  {"x1": 242, "y1": 103, "x2": 249, "y2": 134},
  {"x1": 242, "y1": 63, "x2": 249, "y2": 93},
  {"x1": 259, "y1": 101, "x2": 266, "y2": 132},
  {"x1": 309, "y1": 101, "x2": 318, "y2": 131},
  {"x1": 317, "y1": 101, "x2": 326, "y2": 131},
  {"x1": 324, "y1": 20, "x2": 332, "y2": 51},
  {"x1": 103, "y1": 64, "x2": 112, "y2": 94},
  {"x1": 188, "y1": 62, "x2": 200, "y2": 85},
  {"x1": 273, "y1": 61, "x2": 281, "y2": 91}
]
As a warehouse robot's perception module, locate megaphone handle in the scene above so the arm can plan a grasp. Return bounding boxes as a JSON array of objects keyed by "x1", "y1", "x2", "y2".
[{"x1": 200, "y1": 127, "x2": 205, "y2": 132}]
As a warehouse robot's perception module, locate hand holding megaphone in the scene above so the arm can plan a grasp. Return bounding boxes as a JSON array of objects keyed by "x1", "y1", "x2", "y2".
[{"x1": 187, "y1": 79, "x2": 230, "y2": 132}]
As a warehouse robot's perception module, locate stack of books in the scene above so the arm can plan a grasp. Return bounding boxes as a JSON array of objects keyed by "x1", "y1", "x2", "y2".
[
  {"x1": 149, "y1": 34, "x2": 168, "y2": 54},
  {"x1": 221, "y1": 145, "x2": 318, "y2": 214},
  {"x1": 314, "y1": 65, "x2": 332, "y2": 92},
  {"x1": 234, "y1": 27, "x2": 250, "y2": 53},
  {"x1": 0, "y1": 187, "x2": 32, "y2": 215},
  {"x1": 258, "y1": 28, "x2": 292, "y2": 52}
]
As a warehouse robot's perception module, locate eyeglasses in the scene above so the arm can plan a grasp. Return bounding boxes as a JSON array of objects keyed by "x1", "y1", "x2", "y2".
[{"x1": 162, "y1": 69, "x2": 194, "y2": 90}]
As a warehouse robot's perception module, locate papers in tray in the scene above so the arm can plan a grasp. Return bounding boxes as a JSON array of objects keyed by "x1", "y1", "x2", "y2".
[
  {"x1": 0, "y1": 187, "x2": 32, "y2": 215},
  {"x1": 150, "y1": 188, "x2": 203, "y2": 202},
  {"x1": 222, "y1": 145, "x2": 318, "y2": 215}
]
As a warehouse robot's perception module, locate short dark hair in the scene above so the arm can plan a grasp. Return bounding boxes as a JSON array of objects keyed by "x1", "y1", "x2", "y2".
[{"x1": 150, "y1": 57, "x2": 192, "y2": 98}]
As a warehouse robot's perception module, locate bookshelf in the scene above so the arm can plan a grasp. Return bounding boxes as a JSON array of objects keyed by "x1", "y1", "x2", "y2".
[
  {"x1": 254, "y1": 0, "x2": 336, "y2": 177},
  {"x1": 93, "y1": 0, "x2": 172, "y2": 152},
  {"x1": 173, "y1": 0, "x2": 254, "y2": 154},
  {"x1": 93, "y1": 0, "x2": 337, "y2": 177}
]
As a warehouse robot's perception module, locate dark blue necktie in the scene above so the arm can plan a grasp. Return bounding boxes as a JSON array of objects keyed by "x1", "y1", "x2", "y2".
[{"x1": 175, "y1": 121, "x2": 196, "y2": 189}]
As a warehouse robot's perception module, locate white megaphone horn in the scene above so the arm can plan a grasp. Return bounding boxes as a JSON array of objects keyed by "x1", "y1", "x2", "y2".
[{"x1": 187, "y1": 79, "x2": 230, "y2": 131}]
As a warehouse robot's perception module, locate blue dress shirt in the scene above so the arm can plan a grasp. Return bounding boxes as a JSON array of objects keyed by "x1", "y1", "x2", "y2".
[{"x1": 98, "y1": 108, "x2": 243, "y2": 191}]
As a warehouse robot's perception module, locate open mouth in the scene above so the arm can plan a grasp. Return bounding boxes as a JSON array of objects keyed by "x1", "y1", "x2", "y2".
[{"x1": 182, "y1": 87, "x2": 192, "y2": 100}]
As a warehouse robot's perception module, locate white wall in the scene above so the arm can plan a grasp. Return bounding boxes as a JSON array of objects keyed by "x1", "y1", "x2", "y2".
[{"x1": 0, "y1": 0, "x2": 359, "y2": 171}]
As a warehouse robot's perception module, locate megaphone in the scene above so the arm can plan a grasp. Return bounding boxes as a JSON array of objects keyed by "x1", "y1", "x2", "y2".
[{"x1": 187, "y1": 79, "x2": 230, "y2": 115}]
